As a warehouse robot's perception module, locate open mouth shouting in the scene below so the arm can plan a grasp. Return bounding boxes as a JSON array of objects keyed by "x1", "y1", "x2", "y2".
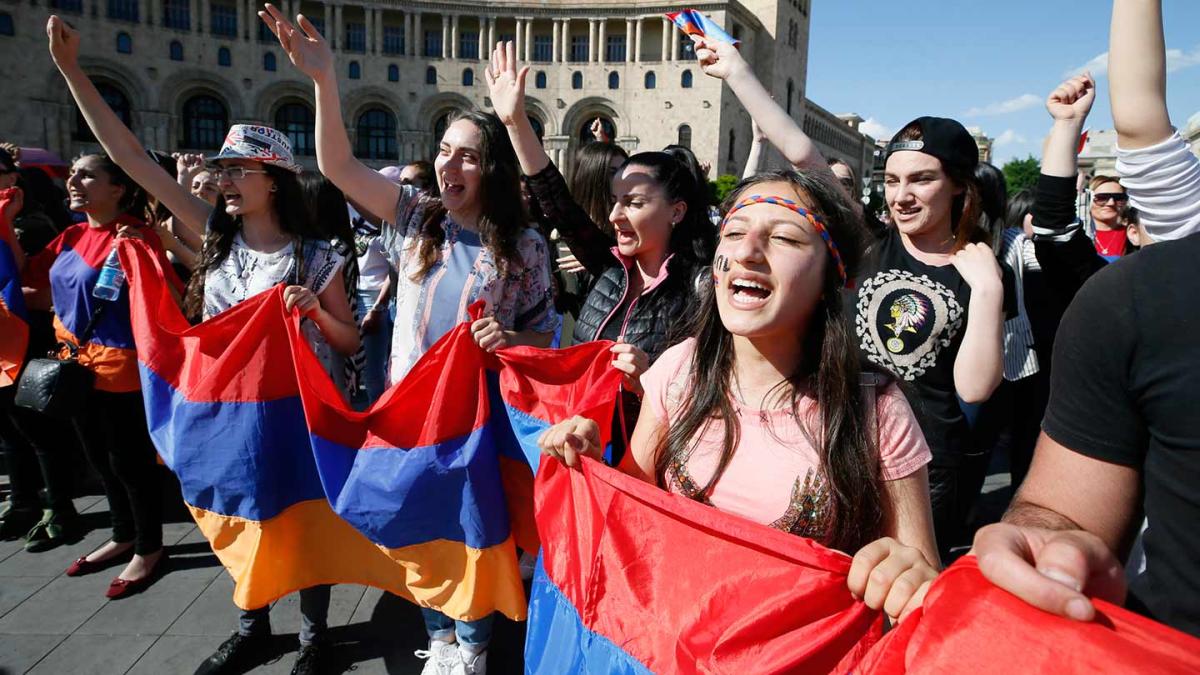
[
  {"x1": 727, "y1": 273, "x2": 774, "y2": 310},
  {"x1": 442, "y1": 179, "x2": 465, "y2": 197}
]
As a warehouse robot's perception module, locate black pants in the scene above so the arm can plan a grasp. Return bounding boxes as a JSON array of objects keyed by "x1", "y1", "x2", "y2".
[
  {"x1": 72, "y1": 389, "x2": 163, "y2": 554},
  {"x1": 929, "y1": 453, "x2": 992, "y2": 563},
  {"x1": 0, "y1": 387, "x2": 77, "y2": 512}
]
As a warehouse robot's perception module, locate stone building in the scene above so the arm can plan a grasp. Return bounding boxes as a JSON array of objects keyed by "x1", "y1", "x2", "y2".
[{"x1": 0, "y1": 0, "x2": 874, "y2": 181}]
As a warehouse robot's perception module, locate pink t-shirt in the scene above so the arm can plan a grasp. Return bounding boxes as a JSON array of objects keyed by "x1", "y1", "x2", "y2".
[{"x1": 642, "y1": 339, "x2": 932, "y2": 539}]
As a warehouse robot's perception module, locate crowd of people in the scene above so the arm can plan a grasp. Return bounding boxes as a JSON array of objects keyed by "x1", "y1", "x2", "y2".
[{"x1": 0, "y1": 0, "x2": 1197, "y2": 673}]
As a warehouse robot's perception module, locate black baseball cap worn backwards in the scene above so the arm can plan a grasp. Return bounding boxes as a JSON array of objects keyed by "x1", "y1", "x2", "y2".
[{"x1": 886, "y1": 117, "x2": 978, "y2": 176}]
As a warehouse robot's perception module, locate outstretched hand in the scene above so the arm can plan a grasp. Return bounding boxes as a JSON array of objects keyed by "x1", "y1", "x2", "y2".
[
  {"x1": 46, "y1": 15, "x2": 81, "y2": 69},
  {"x1": 484, "y1": 41, "x2": 529, "y2": 127},
  {"x1": 258, "y1": 3, "x2": 334, "y2": 81},
  {"x1": 1047, "y1": 73, "x2": 1097, "y2": 124},
  {"x1": 692, "y1": 35, "x2": 748, "y2": 81}
]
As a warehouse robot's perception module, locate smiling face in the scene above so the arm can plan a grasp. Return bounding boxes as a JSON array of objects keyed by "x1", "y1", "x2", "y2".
[
  {"x1": 190, "y1": 170, "x2": 219, "y2": 206},
  {"x1": 435, "y1": 119, "x2": 484, "y2": 218},
  {"x1": 66, "y1": 155, "x2": 126, "y2": 216},
  {"x1": 608, "y1": 164, "x2": 684, "y2": 260},
  {"x1": 884, "y1": 151, "x2": 961, "y2": 240},
  {"x1": 216, "y1": 159, "x2": 275, "y2": 217},
  {"x1": 1090, "y1": 180, "x2": 1126, "y2": 230},
  {"x1": 714, "y1": 181, "x2": 829, "y2": 340}
]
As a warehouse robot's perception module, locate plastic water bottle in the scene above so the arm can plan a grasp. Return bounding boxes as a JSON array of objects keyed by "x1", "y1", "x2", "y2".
[{"x1": 92, "y1": 248, "x2": 125, "y2": 301}]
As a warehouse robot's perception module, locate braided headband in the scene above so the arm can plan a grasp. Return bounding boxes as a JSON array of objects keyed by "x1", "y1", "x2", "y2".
[{"x1": 719, "y1": 195, "x2": 849, "y2": 288}]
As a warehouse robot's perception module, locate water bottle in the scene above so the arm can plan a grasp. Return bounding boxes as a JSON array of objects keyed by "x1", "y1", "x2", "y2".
[{"x1": 92, "y1": 248, "x2": 125, "y2": 301}]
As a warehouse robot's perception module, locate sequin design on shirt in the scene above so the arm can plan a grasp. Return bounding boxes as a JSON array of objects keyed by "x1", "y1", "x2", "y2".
[{"x1": 855, "y1": 269, "x2": 963, "y2": 381}]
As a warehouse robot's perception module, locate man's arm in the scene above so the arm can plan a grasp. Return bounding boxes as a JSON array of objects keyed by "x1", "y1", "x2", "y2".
[{"x1": 1109, "y1": 0, "x2": 1173, "y2": 149}]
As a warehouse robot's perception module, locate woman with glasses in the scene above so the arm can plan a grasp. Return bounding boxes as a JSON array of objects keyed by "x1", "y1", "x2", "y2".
[{"x1": 1088, "y1": 176, "x2": 1131, "y2": 261}]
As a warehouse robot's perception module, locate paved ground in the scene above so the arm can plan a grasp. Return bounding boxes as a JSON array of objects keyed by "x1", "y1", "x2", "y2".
[{"x1": 0, "y1": 456, "x2": 1012, "y2": 675}]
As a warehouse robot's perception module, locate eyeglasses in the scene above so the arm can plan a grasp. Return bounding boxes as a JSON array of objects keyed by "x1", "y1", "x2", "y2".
[
  {"x1": 212, "y1": 167, "x2": 269, "y2": 181},
  {"x1": 1093, "y1": 193, "x2": 1129, "y2": 204}
]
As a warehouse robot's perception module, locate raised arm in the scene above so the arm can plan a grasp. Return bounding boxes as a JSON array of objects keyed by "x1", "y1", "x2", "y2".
[
  {"x1": 1042, "y1": 74, "x2": 1094, "y2": 179},
  {"x1": 260, "y1": 4, "x2": 399, "y2": 223},
  {"x1": 47, "y1": 17, "x2": 212, "y2": 234},
  {"x1": 741, "y1": 118, "x2": 767, "y2": 179},
  {"x1": 484, "y1": 41, "x2": 551, "y2": 177},
  {"x1": 1109, "y1": 0, "x2": 1173, "y2": 149}
]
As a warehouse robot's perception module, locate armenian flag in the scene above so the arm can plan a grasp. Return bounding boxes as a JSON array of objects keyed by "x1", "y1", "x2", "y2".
[
  {"x1": 0, "y1": 189, "x2": 28, "y2": 387},
  {"x1": 666, "y1": 9, "x2": 740, "y2": 47}
]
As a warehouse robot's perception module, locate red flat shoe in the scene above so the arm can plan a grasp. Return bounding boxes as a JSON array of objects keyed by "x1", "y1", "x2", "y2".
[
  {"x1": 105, "y1": 553, "x2": 169, "y2": 600},
  {"x1": 66, "y1": 556, "x2": 105, "y2": 577}
]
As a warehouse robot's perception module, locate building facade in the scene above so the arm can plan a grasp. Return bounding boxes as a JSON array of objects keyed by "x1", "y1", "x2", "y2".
[{"x1": 0, "y1": 0, "x2": 876, "y2": 182}]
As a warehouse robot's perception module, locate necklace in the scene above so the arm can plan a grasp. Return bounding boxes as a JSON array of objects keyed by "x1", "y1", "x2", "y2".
[{"x1": 1095, "y1": 230, "x2": 1125, "y2": 257}]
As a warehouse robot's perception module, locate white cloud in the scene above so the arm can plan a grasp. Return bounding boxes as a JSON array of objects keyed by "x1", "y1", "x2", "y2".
[
  {"x1": 859, "y1": 117, "x2": 892, "y2": 140},
  {"x1": 1067, "y1": 45, "x2": 1200, "y2": 78},
  {"x1": 994, "y1": 129, "x2": 1028, "y2": 148},
  {"x1": 964, "y1": 94, "x2": 1041, "y2": 117}
]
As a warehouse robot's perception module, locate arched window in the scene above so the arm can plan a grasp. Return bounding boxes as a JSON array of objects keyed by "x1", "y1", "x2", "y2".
[
  {"x1": 431, "y1": 111, "x2": 453, "y2": 158},
  {"x1": 571, "y1": 71, "x2": 583, "y2": 90},
  {"x1": 681, "y1": 70, "x2": 693, "y2": 88},
  {"x1": 263, "y1": 52, "x2": 276, "y2": 71},
  {"x1": 644, "y1": 71, "x2": 656, "y2": 89},
  {"x1": 217, "y1": 46, "x2": 231, "y2": 67},
  {"x1": 577, "y1": 117, "x2": 615, "y2": 144},
  {"x1": 349, "y1": 61, "x2": 361, "y2": 79},
  {"x1": 169, "y1": 40, "x2": 183, "y2": 61},
  {"x1": 116, "y1": 32, "x2": 132, "y2": 54},
  {"x1": 387, "y1": 64, "x2": 399, "y2": 82},
  {"x1": 75, "y1": 82, "x2": 132, "y2": 142},
  {"x1": 607, "y1": 72, "x2": 619, "y2": 90},
  {"x1": 678, "y1": 124, "x2": 692, "y2": 149},
  {"x1": 182, "y1": 94, "x2": 228, "y2": 149},
  {"x1": 356, "y1": 108, "x2": 397, "y2": 160},
  {"x1": 528, "y1": 116, "x2": 544, "y2": 143},
  {"x1": 726, "y1": 128, "x2": 736, "y2": 162},
  {"x1": 274, "y1": 102, "x2": 315, "y2": 156},
  {"x1": 425, "y1": 66, "x2": 437, "y2": 85},
  {"x1": 786, "y1": 79, "x2": 795, "y2": 116},
  {"x1": 0, "y1": 12, "x2": 13, "y2": 36},
  {"x1": 461, "y1": 68, "x2": 474, "y2": 86},
  {"x1": 534, "y1": 71, "x2": 547, "y2": 89}
]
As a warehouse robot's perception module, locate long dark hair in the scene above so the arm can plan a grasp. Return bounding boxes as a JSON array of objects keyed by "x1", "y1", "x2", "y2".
[
  {"x1": 570, "y1": 141, "x2": 628, "y2": 237},
  {"x1": 619, "y1": 151, "x2": 716, "y2": 264},
  {"x1": 654, "y1": 170, "x2": 885, "y2": 554},
  {"x1": 893, "y1": 123, "x2": 986, "y2": 251},
  {"x1": 76, "y1": 153, "x2": 148, "y2": 219},
  {"x1": 974, "y1": 162, "x2": 1008, "y2": 254},
  {"x1": 410, "y1": 110, "x2": 527, "y2": 281},
  {"x1": 1005, "y1": 189, "x2": 1034, "y2": 231},
  {"x1": 182, "y1": 163, "x2": 315, "y2": 319}
]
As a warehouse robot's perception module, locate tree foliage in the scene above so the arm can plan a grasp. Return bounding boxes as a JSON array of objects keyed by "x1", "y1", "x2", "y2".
[
  {"x1": 1002, "y1": 156, "x2": 1041, "y2": 197},
  {"x1": 710, "y1": 174, "x2": 740, "y2": 205}
]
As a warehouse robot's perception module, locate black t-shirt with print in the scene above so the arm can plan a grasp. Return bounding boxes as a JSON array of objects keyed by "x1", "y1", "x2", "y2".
[
  {"x1": 845, "y1": 229, "x2": 1014, "y2": 465},
  {"x1": 1042, "y1": 232, "x2": 1200, "y2": 637}
]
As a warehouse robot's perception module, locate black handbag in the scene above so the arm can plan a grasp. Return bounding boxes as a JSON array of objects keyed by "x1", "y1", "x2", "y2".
[{"x1": 14, "y1": 302, "x2": 105, "y2": 419}]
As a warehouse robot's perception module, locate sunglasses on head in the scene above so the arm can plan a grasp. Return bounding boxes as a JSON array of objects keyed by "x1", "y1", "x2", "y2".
[{"x1": 1093, "y1": 192, "x2": 1128, "y2": 204}]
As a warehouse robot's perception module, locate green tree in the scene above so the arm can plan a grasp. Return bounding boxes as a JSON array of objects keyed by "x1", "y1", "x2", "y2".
[
  {"x1": 1002, "y1": 155, "x2": 1041, "y2": 197},
  {"x1": 710, "y1": 174, "x2": 740, "y2": 205}
]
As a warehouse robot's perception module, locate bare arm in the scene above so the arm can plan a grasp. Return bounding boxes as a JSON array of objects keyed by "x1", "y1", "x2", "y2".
[
  {"x1": 261, "y1": 5, "x2": 400, "y2": 224},
  {"x1": 46, "y1": 16, "x2": 212, "y2": 234},
  {"x1": 1109, "y1": 0, "x2": 1173, "y2": 149},
  {"x1": 881, "y1": 468, "x2": 940, "y2": 569},
  {"x1": 485, "y1": 42, "x2": 551, "y2": 177},
  {"x1": 1042, "y1": 74, "x2": 1095, "y2": 178},
  {"x1": 951, "y1": 244, "x2": 1005, "y2": 403},
  {"x1": 741, "y1": 119, "x2": 767, "y2": 179}
]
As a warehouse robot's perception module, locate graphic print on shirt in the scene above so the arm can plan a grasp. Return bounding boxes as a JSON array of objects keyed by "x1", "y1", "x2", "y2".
[{"x1": 855, "y1": 269, "x2": 963, "y2": 381}]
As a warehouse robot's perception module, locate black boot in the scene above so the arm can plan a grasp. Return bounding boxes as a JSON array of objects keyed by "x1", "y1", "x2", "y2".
[
  {"x1": 194, "y1": 632, "x2": 271, "y2": 675},
  {"x1": 291, "y1": 642, "x2": 322, "y2": 675}
]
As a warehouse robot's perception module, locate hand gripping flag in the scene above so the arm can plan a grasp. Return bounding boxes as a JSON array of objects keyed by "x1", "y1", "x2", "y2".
[
  {"x1": 0, "y1": 188, "x2": 29, "y2": 387},
  {"x1": 119, "y1": 238, "x2": 622, "y2": 619},
  {"x1": 666, "y1": 9, "x2": 740, "y2": 47},
  {"x1": 855, "y1": 556, "x2": 1200, "y2": 674}
]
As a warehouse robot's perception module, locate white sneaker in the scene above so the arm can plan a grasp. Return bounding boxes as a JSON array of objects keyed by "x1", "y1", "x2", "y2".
[
  {"x1": 456, "y1": 646, "x2": 488, "y2": 675},
  {"x1": 415, "y1": 639, "x2": 461, "y2": 675}
]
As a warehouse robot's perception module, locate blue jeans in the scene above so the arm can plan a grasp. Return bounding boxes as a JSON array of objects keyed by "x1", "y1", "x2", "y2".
[
  {"x1": 239, "y1": 585, "x2": 330, "y2": 646},
  {"x1": 420, "y1": 608, "x2": 494, "y2": 648},
  {"x1": 355, "y1": 288, "x2": 393, "y2": 405}
]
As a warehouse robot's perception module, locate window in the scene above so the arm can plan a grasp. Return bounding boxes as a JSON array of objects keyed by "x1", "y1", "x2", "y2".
[
  {"x1": 163, "y1": 0, "x2": 189, "y2": 30},
  {"x1": 534, "y1": 71, "x2": 547, "y2": 89},
  {"x1": 349, "y1": 61, "x2": 361, "y2": 79},
  {"x1": 577, "y1": 118, "x2": 615, "y2": 144},
  {"x1": 345, "y1": 22, "x2": 365, "y2": 52},
  {"x1": 50, "y1": 0, "x2": 83, "y2": 13},
  {"x1": 382, "y1": 26, "x2": 404, "y2": 55},
  {"x1": 727, "y1": 129, "x2": 736, "y2": 162},
  {"x1": 308, "y1": 17, "x2": 325, "y2": 37},
  {"x1": 274, "y1": 102, "x2": 315, "y2": 156},
  {"x1": 183, "y1": 94, "x2": 228, "y2": 149},
  {"x1": 607, "y1": 72, "x2": 619, "y2": 90},
  {"x1": 107, "y1": 0, "x2": 139, "y2": 22},
  {"x1": 116, "y1": 32, "x2": 132, "y2": 54},
  {"x1": 786, "y1": 80, "x2": 794, "y2": 116},
  {"x1": 169, "y1": 40, "x2": 183, "y2": 61},
  {"x1": 605, "y1": 35, "x2": 626, "y2": 62},
  {"x1": 533, "y1": 35, "x2": 552, "y2": 62},
  {"x1": 459, "y1": 31, "x2": 479, "y2": 60},
  {"x1": 387, "y1": 64, "x2": 399, "y2": 82},
  {"x1": 570, "y1": 35, "x2": 588, "y2": 63},
  {"x1": 432, "y1": 112, "x2": 451, "y2": 157},
  {"x1": 678, "y1": 38, "x2": 695, "y2": 60},
  {"x1": 528, "y1": 116, "x2": 544, "y2": 142},
  {"x1": 571, "y1": 71, "x2": 582, "y2": 89},
  {"x1": 461, "y1": 68, "x2": 474, "y2": 86},
  {"x1": 211, "y1": 2, "x2": 236, "y2": 37},
  {"x1": 425, "y1": 66, "x2": 437, "y2": 85},
  {"x1": 217, "y1": 46, "x2": 231, "y2": 67},
  {"x1": 263, "y1": 52, "x2": 276, "y2": 71},
  {"x1": 498, "y1": 33, "x2": 514, "y2": 46},
  {"x1": 678, "y1": 124, "x2": 691, "y2": 149},
  {"x1": 257, "y1": 17, "x2": 273, "y2": 42},
  {"x1": 644, "y1": 71, "x2": 656, "y2": 89},
  {"x1": 424, "y1": 29, "x2": 442, "y2": 57},
  {"x1": 76, "y1": 82, "x2": 132, "y2": 142},
  {"x1": 681, "y1": 70, "x2": 693, "y2": 88},
  {"x1": 357, "y1": 109, "x2": 397, "y2": 160},
  {"x1": 0, "y1": 13, "x2": 11, "y2": 37}
]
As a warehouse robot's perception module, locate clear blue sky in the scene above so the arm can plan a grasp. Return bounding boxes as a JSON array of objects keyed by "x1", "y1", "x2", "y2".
[{"x1": 805, "y1": 1, "x2": 1200, "y2": 166}]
